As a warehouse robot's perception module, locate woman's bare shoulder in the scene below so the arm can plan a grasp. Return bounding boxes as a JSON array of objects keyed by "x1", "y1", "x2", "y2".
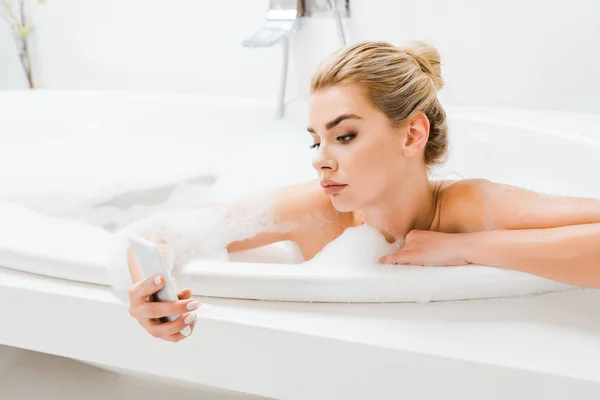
[
  {"x1": 436, "y1": 178, "x2": 600, "y2": 233},
  {"x1": 436, "y1": 178, "x2": 490, "y2": 201},
  {"x1": 229, "y1": 179, "x2": 355, "y2": 260},
  {"x1": 434, "y1": 178, "x2": 495, "y2": 233}
]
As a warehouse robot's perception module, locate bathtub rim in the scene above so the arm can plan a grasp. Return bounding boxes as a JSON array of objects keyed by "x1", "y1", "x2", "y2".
[{"x1": 0, "y1": 90, "x2": 598, "y2": 303}]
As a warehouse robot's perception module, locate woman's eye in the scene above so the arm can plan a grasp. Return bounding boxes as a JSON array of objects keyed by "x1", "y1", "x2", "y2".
[
  {"x1": 337, "y1": 133, "x2": 357, "y2": 143},
  {"x1": 309, "y1": 133, "x2": 355, "y2": 149}
]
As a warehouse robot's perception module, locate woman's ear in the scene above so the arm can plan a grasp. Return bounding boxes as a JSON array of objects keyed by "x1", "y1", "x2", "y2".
[{"x1": 402, "y1": 111, "x2": 430, "y2": 158}]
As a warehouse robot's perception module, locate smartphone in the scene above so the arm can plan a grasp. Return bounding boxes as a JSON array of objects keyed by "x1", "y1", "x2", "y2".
[{"x1": 129, "y1": 235, "x2": 180, "y2": 323}]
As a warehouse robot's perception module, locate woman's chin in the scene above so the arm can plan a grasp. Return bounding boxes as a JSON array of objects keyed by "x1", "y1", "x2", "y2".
[{"x1": 330, "y1": 196, "x2": 359, "y2": 213}]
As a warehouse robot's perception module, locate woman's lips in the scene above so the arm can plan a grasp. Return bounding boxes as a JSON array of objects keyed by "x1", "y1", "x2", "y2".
[{"x1": 322, "y1": 184, "x2": 347, "y2": 195}]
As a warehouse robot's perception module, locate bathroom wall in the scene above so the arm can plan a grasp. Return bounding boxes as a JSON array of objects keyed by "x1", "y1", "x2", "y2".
[{"x1": 0, "y1": 0, "x2": 599, "y2": 113}]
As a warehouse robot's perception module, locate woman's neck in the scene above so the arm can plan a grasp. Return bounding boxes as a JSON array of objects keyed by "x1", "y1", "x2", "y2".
[{"x1": 359, "y1": 168, "x2": 436, "y2": 243}]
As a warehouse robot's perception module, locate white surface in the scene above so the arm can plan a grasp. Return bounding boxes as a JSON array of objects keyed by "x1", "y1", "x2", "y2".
[
  {"x1": 0, "y1": 345, "x2": 265, "y2": 399},
  {"x1": 1, "y1": 91, "x2": 597, "y2": 302},
  {"x1": 1, "y1": 267, "x2": 599, "y2": 399},
  {"x1": 0, "y1": 1, "x2": 599, "y2": 113}
]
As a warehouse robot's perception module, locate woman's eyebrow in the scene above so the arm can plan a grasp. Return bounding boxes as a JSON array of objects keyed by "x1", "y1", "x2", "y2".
[{"x1": 307, "y1": 114, "x2": 362, "y2": 133}]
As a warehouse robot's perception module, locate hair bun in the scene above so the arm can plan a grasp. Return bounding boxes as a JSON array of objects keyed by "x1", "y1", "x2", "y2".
[{"x1": 398, "y1": 41, "x2": 444, "y2": 91}]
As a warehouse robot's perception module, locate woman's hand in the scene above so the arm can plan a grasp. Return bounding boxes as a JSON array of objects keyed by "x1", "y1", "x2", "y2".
[
  {"x1": 127, "y1": 275, "x2": 199, "y2": 342},
  {"x1": 380, "y1": 230, "x2": 471, "y2": 266},
  {"x1": 126, "y1": 236, "x2": 199, "y2": 342}
]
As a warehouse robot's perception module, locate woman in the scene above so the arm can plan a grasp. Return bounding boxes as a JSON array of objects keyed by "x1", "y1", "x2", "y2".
[{"x1": 123, "y1": 41, "x2": 600, "y2": 342}]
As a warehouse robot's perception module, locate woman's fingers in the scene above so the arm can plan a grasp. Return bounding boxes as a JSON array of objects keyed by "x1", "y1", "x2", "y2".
[
  {"x1": 128, "y1": 274, "x2": 165, "y2": 305},
  {"x1": 126, "y1": 236, "x2": 199, "y2": 342},
  {"x1": 145, "y1": 312, "x2": 198, "y2": 340},
  {"x1": 132, "y1": 298, "x2": 199, "y2": 319},
  {"x1": 165, "y1": 316, "x2": 198, "y2": 342}
]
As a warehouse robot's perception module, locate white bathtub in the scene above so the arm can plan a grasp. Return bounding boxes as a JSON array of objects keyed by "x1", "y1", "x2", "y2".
[{"x1": 1, "y1": 90, "x2": 600, "y2": 399}]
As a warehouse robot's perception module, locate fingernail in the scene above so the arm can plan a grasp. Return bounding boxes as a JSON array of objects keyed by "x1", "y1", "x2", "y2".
[
  {"x1": 180, "y1": 326, "x2": 191, "y2": 337},
  {"x1": 184, "y1": 313, "x2": 197, "y2": 325},
  {"x1": 186, "y1": 301, "x2": 199, "y2": 311},
  {"x1": 154, "y1": 275, "x2": 162, "y2": 285}
]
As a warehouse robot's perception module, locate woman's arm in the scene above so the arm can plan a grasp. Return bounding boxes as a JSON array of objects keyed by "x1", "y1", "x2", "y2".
[
  {"x1": 118, "y1": 179, "x2": 350, "y2": 281},
  {"x1": 119, "y1": 179, "x2": 352, "y2": 342},
  {"x1": 121, "y1": 182, "x2": 336, "y2": 341},
  {"x1": 462, "y1": 223, "x2": 600, "y2": 288},
  {"x1": 439, "y1": 179, "x2": 600, "y2": 233},
  {"x1": 382, "y1": 179, "x2": 600, "y2": 288},
  {"x1": 442, "y1": 179, "x2": 600, "y2": 288}
]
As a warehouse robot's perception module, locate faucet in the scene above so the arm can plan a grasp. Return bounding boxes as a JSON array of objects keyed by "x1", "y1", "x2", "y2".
[{"x1": 243, "y1": 0, "x2": 349, "y2": 119}]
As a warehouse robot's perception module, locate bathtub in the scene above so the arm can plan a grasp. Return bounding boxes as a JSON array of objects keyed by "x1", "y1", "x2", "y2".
[{"x1": 1, "y1": 90, "x2": 600, "y2": 399}]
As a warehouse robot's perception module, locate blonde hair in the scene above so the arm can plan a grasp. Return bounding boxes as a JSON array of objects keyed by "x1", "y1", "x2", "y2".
[{"x1": 310, "y1": 40, "x2": 448, "y2": 167}]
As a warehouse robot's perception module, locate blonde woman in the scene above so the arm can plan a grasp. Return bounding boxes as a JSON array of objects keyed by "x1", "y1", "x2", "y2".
[{"x1": 122, "y1": 41, "x2": 600, "y2": 342}]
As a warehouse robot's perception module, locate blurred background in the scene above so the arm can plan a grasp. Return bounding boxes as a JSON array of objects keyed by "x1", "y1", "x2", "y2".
[{"x1": 1, "y1": 0, "x2": 599, "y2": 113}]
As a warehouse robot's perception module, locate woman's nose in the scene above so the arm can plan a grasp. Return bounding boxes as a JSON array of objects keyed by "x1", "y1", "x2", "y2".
[{"x1": 312, "y1": 148, "x2": 338, "y2": 172}]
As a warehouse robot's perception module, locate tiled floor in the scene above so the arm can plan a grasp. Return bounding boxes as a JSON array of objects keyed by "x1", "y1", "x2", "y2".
[{"x1": 0, "y1": 345, "x2": 265, "y2": 399}]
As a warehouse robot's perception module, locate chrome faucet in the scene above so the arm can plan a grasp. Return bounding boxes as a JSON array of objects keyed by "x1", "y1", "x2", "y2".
[
  {"x1": 242, "y1": 0, "x2": 304, "y2": 48},
  {"x1": 243, "y1": 0, "x2": 303, "y2": 119},
  {"x1": 243, "y1": 0, "x2": 349, "y2": 119}
]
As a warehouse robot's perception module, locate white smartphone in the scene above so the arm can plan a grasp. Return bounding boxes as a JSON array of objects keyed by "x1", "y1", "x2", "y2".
[{"x1": 129, "y1": 235, "x2": 180, "y2": 323}]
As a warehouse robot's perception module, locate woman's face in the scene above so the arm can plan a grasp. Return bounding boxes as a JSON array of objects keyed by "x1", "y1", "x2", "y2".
[{"x1": 308, "y1": 85, "x2": 413, "y2": 212}]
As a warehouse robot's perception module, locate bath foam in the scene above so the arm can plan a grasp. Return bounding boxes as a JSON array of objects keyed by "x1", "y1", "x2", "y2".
[
  {"x1": 108, "y1": 193, "x2": 295, "y2": 301},
  {"x1": 306, "y1": 224, "x2": 401, "y2": 268},
  {"x1": 300, "y1": 224, "x2": 576, "y2": 303}
]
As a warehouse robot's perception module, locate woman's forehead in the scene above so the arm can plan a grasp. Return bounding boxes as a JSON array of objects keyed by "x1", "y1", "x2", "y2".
[{"x1": 309, "y1": 86, "x2": 376, "y2": 125}]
